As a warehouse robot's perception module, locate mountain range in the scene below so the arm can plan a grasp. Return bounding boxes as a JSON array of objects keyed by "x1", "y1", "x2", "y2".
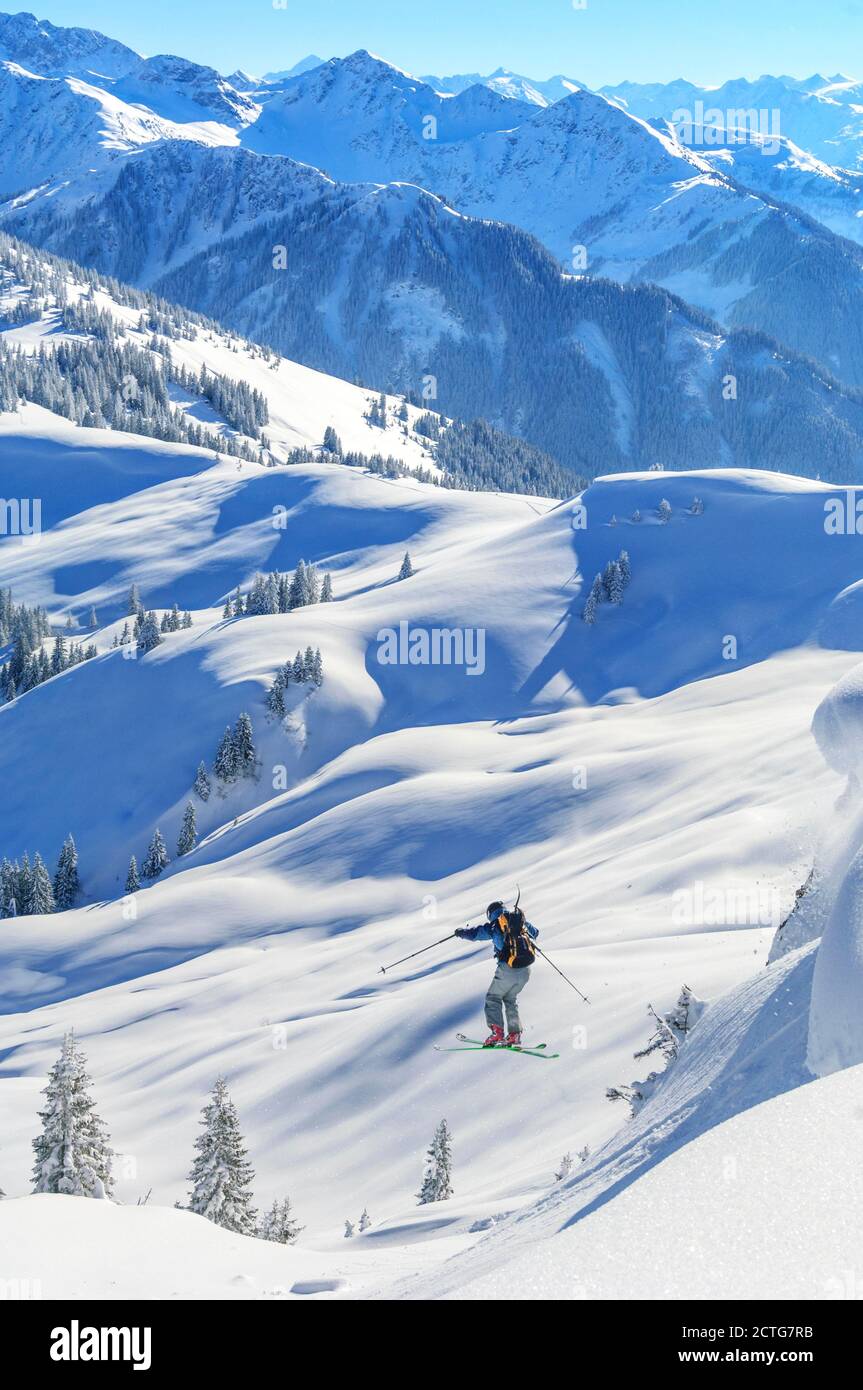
[{"x1": 1, "y1": 22, "x2": 863, "y2": 471}]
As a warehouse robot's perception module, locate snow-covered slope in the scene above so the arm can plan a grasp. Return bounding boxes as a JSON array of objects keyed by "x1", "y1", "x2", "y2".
[
  {"x1": 698, "y1": 133, "x2": 863, "y2": 246},
  {"x1": 113, "y1": 55, "x2": 258, "y2": 129},
  {"x1": 1, "y1": 392, "x2": 862, "y2": 1245},
  {"x1": 2, "y1": 258, "x2": 863, "y2": 1287},
  {"x1": 407, "y1": 1039, "x2": 863, "y2": 1301}
]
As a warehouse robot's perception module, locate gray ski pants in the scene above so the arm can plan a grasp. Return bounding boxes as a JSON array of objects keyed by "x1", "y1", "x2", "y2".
[{"x1": 485, "y1": 961, "x2": 531, "y2": 1033}]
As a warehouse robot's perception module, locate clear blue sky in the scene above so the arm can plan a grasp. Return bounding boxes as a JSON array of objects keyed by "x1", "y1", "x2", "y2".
[{"x1": 21, "y1": 0, "x2": 863, "y2": 84}]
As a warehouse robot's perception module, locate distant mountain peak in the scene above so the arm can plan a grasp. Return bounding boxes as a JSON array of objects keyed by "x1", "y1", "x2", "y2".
[{"x1": 0, "y1": 9, "x2": 140, "y2": 78}]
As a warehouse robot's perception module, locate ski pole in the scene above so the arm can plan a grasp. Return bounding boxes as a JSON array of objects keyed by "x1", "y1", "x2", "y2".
[
  {"x1": 378, "y1": 932, "x2": 459, "y2": 975},
  {"x1": 533, "y1": 943, "x2": 591, "y2": 1004}
]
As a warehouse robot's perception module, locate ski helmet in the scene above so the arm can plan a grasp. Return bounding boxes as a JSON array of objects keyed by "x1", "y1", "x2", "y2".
[{"x1": 486, "y1": 900, "x2": 505, "y2": 922}]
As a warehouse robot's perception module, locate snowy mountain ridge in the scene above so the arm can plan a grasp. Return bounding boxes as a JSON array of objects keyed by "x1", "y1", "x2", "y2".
[{"x1": 4, "y1": 21, "x2": 863, "y2": 404}]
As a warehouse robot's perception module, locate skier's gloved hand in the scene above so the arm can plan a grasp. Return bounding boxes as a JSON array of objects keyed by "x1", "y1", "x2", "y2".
[{"x1": 454, "y1": 928, "x2": 468, "y2": 939}]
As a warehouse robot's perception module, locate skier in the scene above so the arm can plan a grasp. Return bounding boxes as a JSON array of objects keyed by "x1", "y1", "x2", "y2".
[{"x1": 455, "y1": 901, "x2": 539, "y2": 1047}]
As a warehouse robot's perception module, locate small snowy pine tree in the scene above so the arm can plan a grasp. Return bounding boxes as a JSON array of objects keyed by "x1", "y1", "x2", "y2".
[
  {"x1": 320, "y1": 573, "x2": 334, "y2": 603},
  {"x1": 233, "y1": 713, "x2": 256, "y2": 779},
  {"x1": 137, "y1": 611, "x2": 163, "y2": 655},
  {"x1": 141, "y1": 829, "x2": 169, "y2": 880},
  {"x1": 358, "y1": 1207, "x2": 371, "y2": 1231},
  {"x1": 634, "y1": 1005, "x2": 680, "y2": 1064},
  {"x1": 177, "y1": 802, "x2": 198, "y2": 856},
  {"x1": 125, "y1": 856, "x2": 140, "y2": 894},
  {"x1": 287, "y1": 561, "x2": 307, "y2": 610},
  {"x1": 186, "y1": 1078, "x2": 257, "y2": 1234},
  {"x1": 398, "y1": 551, "x2": 414, "y2": 580},
  {"x1": 344, "y1": 1218, "x2": 355, "y2": 1238},
  {"x1": 214, "y1": 726, "x2": 238, "y2": 786},
  {"x1": 603, "y1": 560, "x2": 625, "y2": 605},
  {"x1": 665, "y1": 984, "x2": 704, "y2": 1036},
  {"x1": 194, "y1": 761, "x2": 211, "y2": 802},
  {"x1": 417, "y1": 1118, "x2": 453, "y2": 1204},
  {"x1": 27, "y1": 853, "x2": 55, "y2": 915},
  {"x1": 53, "y1": 834, "x2": 80, "y2": 911},
  {"x1": 259, "y1": 1197, "x2": 303, "y2": 1244},
  {"x1": 32, "y1": 1031, "x2": 114, "y2": 1198},
  {"x1": 266, "y1": 671, "x2": 286, "y2": 721},
  {"x1": 554, "y1": 1152, "x2": 574, "y2": 1182},
  {"x1": 582, "y1": 573, "x2": 604, "y2": 625}
]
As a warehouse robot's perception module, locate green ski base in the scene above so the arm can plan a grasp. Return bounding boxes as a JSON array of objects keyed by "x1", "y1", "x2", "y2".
[{"x1": 434, "y1": 1041, "x2": 559, "y2": 1059}]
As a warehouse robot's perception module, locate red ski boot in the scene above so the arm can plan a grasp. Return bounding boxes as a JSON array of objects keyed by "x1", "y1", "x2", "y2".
[
  {"x1": 504, "y1": 1030, "x2": 523, "y2": 1048},
  {"x1": 483, "y1": 1025, "x2": 505, "y2": 1047}
]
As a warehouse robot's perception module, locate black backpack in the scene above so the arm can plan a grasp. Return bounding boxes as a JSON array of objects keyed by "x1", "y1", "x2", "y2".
[{"x1": 496, "y1": 907, "x2": 536, "y2": 969}]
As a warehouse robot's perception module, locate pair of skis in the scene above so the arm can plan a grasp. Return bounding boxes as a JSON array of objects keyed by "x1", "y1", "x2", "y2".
[{"x1": 435, "y1": 1032, "x2": 559, "y2": 1060}]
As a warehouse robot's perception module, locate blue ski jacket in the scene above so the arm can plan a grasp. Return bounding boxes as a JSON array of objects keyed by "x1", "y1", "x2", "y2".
[{"x1": 459, "y1": 918, "x2": 539, "y2": 958}]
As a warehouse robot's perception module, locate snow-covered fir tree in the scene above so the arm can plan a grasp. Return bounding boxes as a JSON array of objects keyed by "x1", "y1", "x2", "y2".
[
  {"x1": 186, "y1": 1077, "x2": 257, "y2": 1234},
  {"x1": 53, "y1": 834, "x2": 79, "y2": 911},
  {"x1": 194, "y1": 761, "x2": 211, "y2": 802},
  {"x1": 320, "y1": 573, "x2": 334, "y2": 603},
  {"x1": 258, "y1": 1197, "x2": 303, "y2": 1245},
  {"x1": 214, "y1": 726, "x2": 238, "y2": 786},
  {"x1": 125, "y1": 856, "x2": 140, "y2": 894},
  {"x1": 322, "y1": 425, "x2": 342, "y2": 457},
  {"x1": 399, "y1": 551, "x2": 414, "y2": 580},
  {"x1": 32, "y1": 1031, "x2": 113, "y2": 1198},
  {"x1": 359, "y1": 1208, "x2": 372, "y2": 1231},
  {"x1": 618, "y1": 549, "x2": 632, "y2": 587},
  {"x1": 266, "y1": 670, "x2": 286, "y2": 721},
  {"x1": 137, "y1": 611, "x2": 163, "y2": 655},
  {"x1": 657, "y1": 498, "x2": 673, "y2": 523},
  {"x1": 603, "y1": 559, "x2": 625, "y2": 605},
  {"x1": 287, "y1": 560, "x2": 308, "y2": 610},
  {"x1": 578, "y1": 1145, "x2": 590, "y2": 1164},
  {"x1": 141, "y1": 828, "x2": 169, "y2": 880},
  {"x1": 0, "y1": 857, "x2": 18, "y2": 917},
  {"x1": 233, "y1": 713, "x2": 257, "y2": 779},
  {"x1": 417, "y1": 1118, "x2": 453, "y2": 1204},
  {"x1": 582, "y1": 573, "x2": 604, "y2": 625},
  {"x1": 554, "y1": 1152, "x2": 574, "y2": 1182},
  {"x1": 344, "y1": 1218, "x2": 355, "y2": 1238},
  {"x1": 27, "y1": 852, "x2": 55, "y2": 915},
  {"x1": 305, "y1": 564, "x2": 320, "y2": 605},
  {"x1": 177, "y1": 802, "x2": 198, "y2": 857}
]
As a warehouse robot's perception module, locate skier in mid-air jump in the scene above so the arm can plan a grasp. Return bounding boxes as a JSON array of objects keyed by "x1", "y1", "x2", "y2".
[{"x1": 455, "y1": 900, "x2": 539, "y2": 1047}]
